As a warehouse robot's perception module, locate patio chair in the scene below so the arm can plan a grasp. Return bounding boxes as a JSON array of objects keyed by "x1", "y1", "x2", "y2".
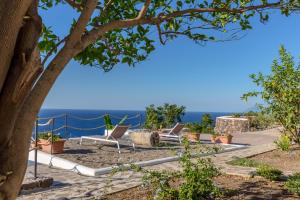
[
  {"x1": 159, "y1": 123, "x2": 185, "y2": 143},
  {"x1": 80, "y1": 125, "x2": 134, "y2": 153}
]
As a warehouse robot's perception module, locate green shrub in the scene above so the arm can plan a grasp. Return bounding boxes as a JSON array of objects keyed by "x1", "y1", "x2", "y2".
[
  {"x1": 201, "y1": 113, "x2": 213, "y2": 127},
  {"x1": 227, "y1": 157, "x2": 261, "y2": 168},
  {"x1": 274, "y1": 134, "x2": 292, "y2": 152},
  {"x1": 243, "y1": 111, "x2": 259, "y2": 117},
  {"x1": 256, "y1": 165, "x2": 283, "y2": 181},
  {"x1": 38, "y1": 132, "x2": 61, "y2": 142},
  {"x1": 104, "y1": 114, "x2": 128, "y2": 130},
  {"x1": 104, "y1": 114, "x2": 114, "y2": 130},
  {"x1": 232, "y1": 113, "x2": 242, "y2": 118},
  {"x1": 185, "y1": 123, "x2": 202, "y2": 133},
  {"x1": 126, "y1": 138, "x2": 222, "y2": 200},
  {"x1": 247, "y1": 112, "x2": 276, "y2": 131},
  {"x1": 144, "y1": 103, "x2": 185, "y2": 130},
  {"x1": 285, "y1": 173, "x2": 300, "y2": 196}
]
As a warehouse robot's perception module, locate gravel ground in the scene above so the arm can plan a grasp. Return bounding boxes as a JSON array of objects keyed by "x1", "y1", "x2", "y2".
[{"x1": 57, "y1": 138, "x2": 223, "y2": 168}]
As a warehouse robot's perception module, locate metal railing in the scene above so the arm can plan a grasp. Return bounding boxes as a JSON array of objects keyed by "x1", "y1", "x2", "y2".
[{"x1": 32, "y1": 112, "x2": 142, "y2": 178}]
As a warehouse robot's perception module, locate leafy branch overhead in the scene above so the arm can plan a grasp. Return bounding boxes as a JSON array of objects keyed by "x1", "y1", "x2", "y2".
[{"x1": 39, "y1": 0, "x2": 299, "y2": 72}]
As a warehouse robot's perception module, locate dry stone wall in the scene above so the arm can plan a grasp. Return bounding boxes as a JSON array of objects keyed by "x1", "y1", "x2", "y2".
[{"x1": 215, "y1": 116, "x2": 250, "y2": 134}]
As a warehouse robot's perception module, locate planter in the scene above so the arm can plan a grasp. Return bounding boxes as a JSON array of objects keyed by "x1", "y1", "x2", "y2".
[
  {"x1": 39, "y1": 139, "x2": 66, "y2": 154},
  {"x1": 218, "y1": 135, "x2": 233, "y2": 144},
  {"x1": 30, "y1": 142, "x2": 42, "y2": 150},
  {"x1": 210, "y1": 135, "x2": 233, "y2": 144},
  {"x1": 211, "y1": 136, "x2": 217, "y2": 143},
  {"x1": 186, "y1": 132, "x2": 200, "y2": 141}
]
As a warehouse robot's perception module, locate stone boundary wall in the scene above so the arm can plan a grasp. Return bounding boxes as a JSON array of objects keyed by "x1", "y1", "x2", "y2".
[{"x1": 215, "y1": 116, "x2": 250, "y2": 134}]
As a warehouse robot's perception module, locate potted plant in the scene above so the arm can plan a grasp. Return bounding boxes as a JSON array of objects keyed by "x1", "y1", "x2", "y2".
[
  {"x1": 218, "y1": 133, "x2": 233, "y2": 144},
  {"x1": 185, "y1": 123, "x2": 202, "y2": 141},
  {"x1": 210, "y1": 133, "x2": 233, "y2": 144},
  {"x1": 38, "y1": 132, "x2": 66, "y2": 154},
  {"x1": 211, "y1": 133, "x2": 218, "y2": 143}
]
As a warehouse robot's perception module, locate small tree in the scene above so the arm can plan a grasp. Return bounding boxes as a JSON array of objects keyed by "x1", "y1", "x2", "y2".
[
  {"x1": 145, "y1": 103, "x2": 185, "y2": 129},
  {"x1": 201, "y1": 113, "x2": 214, "y2": 132},
  {"x1": 242, "y1": 46, "x2": 300, "y2": 142}
]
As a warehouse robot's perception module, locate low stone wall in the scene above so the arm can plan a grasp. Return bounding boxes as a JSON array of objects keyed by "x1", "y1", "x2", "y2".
[{"x1": 215, "y1": 116, "x2": 250, "y2": 134}]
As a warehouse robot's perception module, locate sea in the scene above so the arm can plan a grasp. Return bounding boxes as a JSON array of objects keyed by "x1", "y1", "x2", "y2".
[{"x1": 37, "y1": 109, "x2": 232, "y2": 138}]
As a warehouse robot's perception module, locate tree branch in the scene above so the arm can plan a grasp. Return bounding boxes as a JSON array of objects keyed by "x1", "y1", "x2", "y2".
[
  {"x1": 99, "y1": 0, "x2": 114, "y2": 18},
  {"x1": 137, "y1": 0, "x2": 151, "y2": 19},
  {"x1": 24, "y1": 0, "x2": 98, "y2": 116},
  {"x1": 81, "y1": 1, "x2": 281, "y2": 50},
  {"x1": 64, "y1": 0, "x2": 84, "y2": 11},
  {"x1": 156, "y1": 23, "x2": 166, "y2": 45},
  {"x1": 41, "y1": 37, "x2": 67, "y2": 66},
  {"x1": 66, "y1": 0, "x2": 98, "y2": 46}
]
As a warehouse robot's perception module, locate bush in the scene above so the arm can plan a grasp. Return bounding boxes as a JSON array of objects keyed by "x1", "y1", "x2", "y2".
[
  {"x1": 104, "y1": 114, "x2": 128, "y2": 130},
  {"x1": 185, "y1": 113, "x2": 214, "y2": 134},
  {"x1": 126, "y1": 138, "x2": 222, "y2": 200},
  {"x1": 285, "y1": 173, "x2": 300, "y2": 196},
  {"x1": 227, "y1": 157, "x2": 261, "y2": 168},
  {"x1": 256, "y1": 165, "x2": 283, "y2": 181},
  {"x1": 185, "y1": 123, "x2": 203, "y2": 133},
  {"x1": 144, "y1": 103, "x2": 185, "y2": 130},
  {"x1": 38, "y1": 132, "x2": 61, "y2": 142},
  {"x1": 274, "y1": 134, "x2": 292, "y2": 152},
  {"x1": 247, "y1": 112, "x2": 275, "y2": 131},
  {"x1": 232, "y1": 113, "x2": 242, "y2": 118}
]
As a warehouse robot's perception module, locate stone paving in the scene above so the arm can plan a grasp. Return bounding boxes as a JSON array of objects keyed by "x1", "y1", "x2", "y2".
[{"x1": 18, "y1": 128, "x2": 281, "y2": 200}]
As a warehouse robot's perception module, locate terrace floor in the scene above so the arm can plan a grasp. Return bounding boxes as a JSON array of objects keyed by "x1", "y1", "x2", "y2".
[{"x1": 19, "y1": 128, "x2": 281, "y2": 200}]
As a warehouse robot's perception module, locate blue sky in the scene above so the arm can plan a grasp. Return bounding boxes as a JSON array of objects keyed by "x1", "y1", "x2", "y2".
[{"x1": 40, "y1": 5, "x2": 300, "y2": 112}]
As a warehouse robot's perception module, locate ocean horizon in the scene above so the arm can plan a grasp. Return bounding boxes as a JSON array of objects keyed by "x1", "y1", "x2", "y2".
[{"x1": 37, "y1": 108, "x2": 233, "y2": 138}]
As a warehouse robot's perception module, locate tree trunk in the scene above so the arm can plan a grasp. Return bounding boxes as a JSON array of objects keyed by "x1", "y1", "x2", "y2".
[
  {"x1": 0, "y1": 1, "x2": 42, "y2": 199},
  {"x1": 130, "y1": 131, "x2": 160, "y2": 146},
  {"x1": 0, "y1": 1, "x2": 97, "y2": 198}
]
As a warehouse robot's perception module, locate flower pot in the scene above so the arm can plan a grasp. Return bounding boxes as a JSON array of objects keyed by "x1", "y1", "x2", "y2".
[
  {"x1": 31, "y1": 142, "x2": 42, "y2": 150},
  {"x1": 218, "y1": 135, "x2": 233, "y2": 144},
  {"x1": 211, "y1": 135, "x2": 233, "y2": 144},
  {"x1": 211, "y1": 136, "x2": 217, "y2": 143},
  {"x1": 186, "y1": 133, "x2": 200, "y2": 141},
  {"x1": 39, "y1": 139, "x2": 66, "y2": 154}
]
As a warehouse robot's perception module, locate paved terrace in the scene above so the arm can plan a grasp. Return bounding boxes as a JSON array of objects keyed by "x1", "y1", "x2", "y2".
[{"x1": 19, "y1": 128, "x2": 281, "y2": 200}]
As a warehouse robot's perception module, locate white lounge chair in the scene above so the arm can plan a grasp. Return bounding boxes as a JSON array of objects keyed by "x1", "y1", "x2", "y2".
[
  {"x1": 159, "y1": 123, "x2": 185, "y2": 143},
  {"x1": 80, "y1": 125, "x2": 134, "y2": 153}
]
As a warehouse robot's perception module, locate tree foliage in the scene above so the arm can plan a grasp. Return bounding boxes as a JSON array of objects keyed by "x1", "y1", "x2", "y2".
[
  {"x1": 38, "y1": 0, "x2": 298, "y2": 72},
  {"x1": 185, "y1": 113, "x2": 214, "y2": 133},
  {"x1": 145, "y1": 103, "x2": 185, "y2": 129},
  {"x1": 242, "y1": 46, "x2": 300, "y2": 142}
]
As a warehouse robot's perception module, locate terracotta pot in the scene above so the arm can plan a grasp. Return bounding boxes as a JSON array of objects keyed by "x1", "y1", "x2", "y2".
[
  {"x1": 31, "y1": 142, "x2": 42, "y2": 150},
  {"x1": 39, "y1": 139, "x2": 66, "y2": 154},
  {"x1": 186, "y1": 133, "x2": 200, "y2": 141},
  {"x1": 211, "y1": 136, "x2": 217, "y2": 143},
  {"x1": 218, "y1": 135, "x2": 233, "y2": 144},
  {"x1": 211, "y1": 135, "x2": 233, "y2": 144}
]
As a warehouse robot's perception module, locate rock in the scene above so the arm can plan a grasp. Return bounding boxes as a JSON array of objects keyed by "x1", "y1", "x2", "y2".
[{"x1": 21, "y1": 176, "x2": 53, "y2": 191}]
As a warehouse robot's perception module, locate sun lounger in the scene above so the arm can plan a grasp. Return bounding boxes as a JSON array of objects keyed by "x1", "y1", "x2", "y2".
[
  {"x1": 80, "y1": 125, "x2": 134, "y2": 153},
  {"x1": 159, "y1": 123, "x2": 185, "y2": 143}
]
